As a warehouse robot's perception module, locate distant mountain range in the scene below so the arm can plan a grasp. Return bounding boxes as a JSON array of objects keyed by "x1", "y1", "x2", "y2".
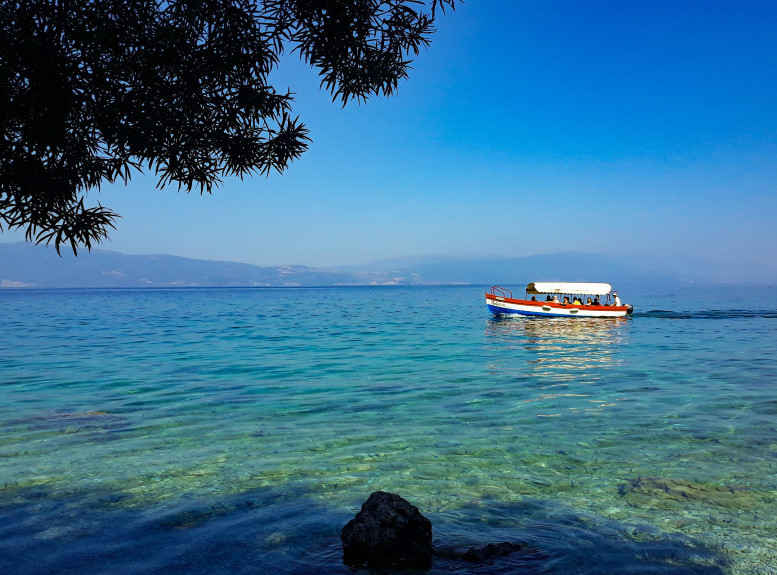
[{"x1": 0, "y1": 241, "x2": 767, "y2": 288}]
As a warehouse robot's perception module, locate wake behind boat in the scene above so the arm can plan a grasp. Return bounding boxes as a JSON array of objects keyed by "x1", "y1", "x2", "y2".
[{"x1": 486, "y1": 282, "x2": 633, "y2": 318}]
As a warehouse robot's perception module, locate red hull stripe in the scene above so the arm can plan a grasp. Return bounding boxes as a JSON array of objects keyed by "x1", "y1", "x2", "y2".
[{"x1": 485, "y1": 294, "x2": 628, "y2": 312}]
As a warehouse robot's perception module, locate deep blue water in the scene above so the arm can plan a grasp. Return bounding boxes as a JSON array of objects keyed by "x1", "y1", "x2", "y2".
[{"x1": 1, "y1": 285, "x2": 776, "y2": 574}]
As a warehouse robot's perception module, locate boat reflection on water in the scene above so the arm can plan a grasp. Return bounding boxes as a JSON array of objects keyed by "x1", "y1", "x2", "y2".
[
  {"x1": 485, "y1": 316, "x2": 632, "y2": 417},
  {"x1": 486, "y1": 316, "x2": 630, "y2": 378}
]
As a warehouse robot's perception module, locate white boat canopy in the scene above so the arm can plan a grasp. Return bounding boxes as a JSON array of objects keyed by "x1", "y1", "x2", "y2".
[{"x1": 526, "y1": 282, "x2": 613, "y2": 296}]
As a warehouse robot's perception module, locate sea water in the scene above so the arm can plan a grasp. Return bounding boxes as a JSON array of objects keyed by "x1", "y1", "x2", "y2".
[{"x1": 0, "y1": 285, "x2": 775, "y2": 574}]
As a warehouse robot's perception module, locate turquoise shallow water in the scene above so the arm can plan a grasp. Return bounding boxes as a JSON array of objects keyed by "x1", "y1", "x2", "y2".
[{"x1": 1, "y1": 285, "x2": 776, "y2": 574}]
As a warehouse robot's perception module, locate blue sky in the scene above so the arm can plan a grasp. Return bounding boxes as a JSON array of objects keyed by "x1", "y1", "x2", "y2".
[{"x1": 4, "y1": 0, "x2": 777, "y2": 277}]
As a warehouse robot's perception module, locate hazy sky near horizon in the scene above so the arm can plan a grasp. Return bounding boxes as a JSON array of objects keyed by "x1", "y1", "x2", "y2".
[{"x1": 4, "y1": 0, "x2": 777, "y2": 275}]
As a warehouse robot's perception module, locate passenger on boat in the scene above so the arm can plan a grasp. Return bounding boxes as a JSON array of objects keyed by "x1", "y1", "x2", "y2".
[
  {"x1": 531, "y1": 296, "x2": 537, "y2": 301},
  {"x1": 552, "y1": 295, "x2": 560, "y2": 303},
  {"x1": 586, "y1": 297, "x2": 593, "y2": 306},
  {"x1": 572, "y1": 297, "x2": 582, "y2": 305},
  {"x1": 614, "y1": 294, "x2": 621, "y2": 306},
  {"x1": 562, "y1": 296, "x2": 571, "y2": 304},
  {"x1": 545, "y1": 295, "x2": 553, "y2": 302},
  {"x1": 593, "y1": 296, "x2": 601, "y2": 305}
]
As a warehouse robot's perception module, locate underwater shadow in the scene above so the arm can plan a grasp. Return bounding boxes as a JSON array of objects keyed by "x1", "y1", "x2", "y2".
[
  {"x1": 428, "y1": 497, "x2": 726, "y2": 574},
  {"x1": 0, "y1": 484, "x2": 727, "y2": 575}
]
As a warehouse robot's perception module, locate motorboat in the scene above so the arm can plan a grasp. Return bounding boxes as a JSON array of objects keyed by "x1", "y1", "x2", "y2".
[{"x1": 486, "y1": 282, "x2": 633, "y2": 318}]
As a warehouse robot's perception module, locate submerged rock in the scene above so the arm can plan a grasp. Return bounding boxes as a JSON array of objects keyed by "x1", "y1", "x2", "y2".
[
  {"x1": 619, "y1": 476, "x2": 757, "y2": 509},
  {"x1": 341, "y1": 491, "x2": 432, "y2": 568},
  {"x1": 434, "y1": 540, "x2": 544, "y2": 564},
  {"x1": 460, "y1": 541, "x2": 534, "y2": 562},
  {"x1": 14, "y1": 410, "x2": 129, "y2": 436}
]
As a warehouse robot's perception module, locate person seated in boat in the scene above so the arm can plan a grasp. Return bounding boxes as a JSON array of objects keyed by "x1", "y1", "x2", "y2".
[
  {"x1": 562, "y1": 296, "x2": 571, "y2": 304},
  {"x1": 572, "y1": 297, "x2": 582, "y2": 305},
  {"x1": 551, "y1": 295, "x2": 560, "y2": 303},
  {"x1": 531, "y1": 296, "x2": 537, "y2": 301},
  {"x1": 593, "y1": 296, "x2": 601, "y2": 306},
  {"x1": 586, "y1": 297, "x2": 593, "y2": 306},
  {"x1": 545, "y1": 295, "x2": 553, "y2": 302}
]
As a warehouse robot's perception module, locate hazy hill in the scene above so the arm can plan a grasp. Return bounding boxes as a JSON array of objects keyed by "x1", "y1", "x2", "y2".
[
  {"x1": 0, "y1": 242, "x2": 372, "y2": 288},
  {"x1": 348, "y1": 253, "x2": 690, "y2": 288},
  {"x1": 0, "y1": 241, "x2": 765, "y2": 288}
]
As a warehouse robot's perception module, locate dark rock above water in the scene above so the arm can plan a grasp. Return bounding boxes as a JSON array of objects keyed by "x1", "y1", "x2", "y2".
[
  {"x1": 341, "y1": 491, "x2": 433, "y2": 568},
  {"x1": 340, "y1": 492, "x2": 543, "y2": 569}
]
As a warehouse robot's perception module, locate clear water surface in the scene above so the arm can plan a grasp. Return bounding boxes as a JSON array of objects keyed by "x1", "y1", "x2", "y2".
[{"x1": 1, "y1": 286, "x2": 775, "y2": 574}]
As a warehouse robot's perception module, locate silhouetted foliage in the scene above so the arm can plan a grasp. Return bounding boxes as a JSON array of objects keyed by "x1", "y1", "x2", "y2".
[{"x1": 0, "y1": 0, "x2": 454, "y2": 254}]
